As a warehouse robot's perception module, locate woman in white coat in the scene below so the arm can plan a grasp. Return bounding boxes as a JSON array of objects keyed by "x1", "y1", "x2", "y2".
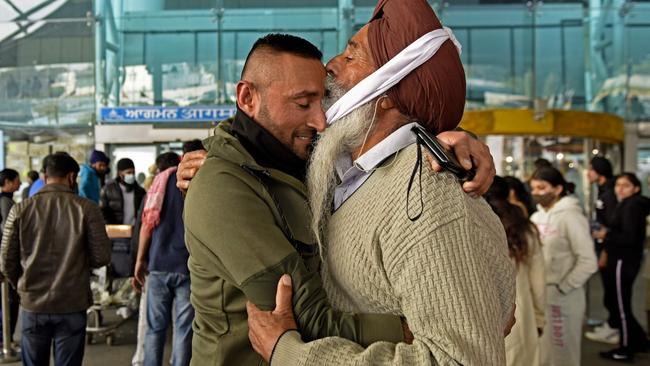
[
  {"x1": 485, "y1": 177, "x2": 546, "y2": 366},
  {"x1": 530, "y1": 167, "x2": 598, "y2": 366}
]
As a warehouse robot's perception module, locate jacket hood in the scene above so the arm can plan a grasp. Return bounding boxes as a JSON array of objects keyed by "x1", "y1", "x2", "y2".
[{"x1": 536, "y1": 195, "x2": 583, "y2": 215}]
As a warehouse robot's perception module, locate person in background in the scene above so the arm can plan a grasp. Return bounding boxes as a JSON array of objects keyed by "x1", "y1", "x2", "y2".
[
  {"x1": 530, "y1": 166, "x2": 598, "y2": 366},
  {"x1": 28, "y1": 152, "x2": 71, "y2": 198},
  {"x1": 485, "y1": 176, "x2": 545, "y2": 366},
  {"x1": 0, "y1": 169, "x2": 21, "y2": 229},
  {"x1": 181, "y1": 140, "x2": 204, "y2": 157},
  {"x1": 27, "y1": 172, "x2": 44, "y2": 198},
  {"x1": 79, "y1": 150, "x2": 110, "y2": 203},
  {"x1": 143, "y1": 164, "x2": 158, "y2": 191},
  {"x1": 534, "y1": 158, "x2": 552, "y2": 171},
  {"x1": 133, "y1": 148, "x2": 199, "y2": 366},
  {"x1": 598, "y1": 173, "x2": 650, "y2": 362},
  {"x1": 585, "y1": 156, "x2": 620, "y2": 345},
  {"x1": 0, "y1": 168, "x2": 21, "y2": 348},
  {"x1": 100, "y1": 158, "x2": 146, "y2": 226},
  {"x1": 504, "y1": 175, "x2": 536, "y2": 217},
  {"x1": 100, "y1": 158, "x2": 147, "y2": 278},
  {"x1": 21, "y1": 170, "x2": 39, "y2": 200},
  {"x1": 1, "y1": 154, "x2": 111, "y2": 366}
]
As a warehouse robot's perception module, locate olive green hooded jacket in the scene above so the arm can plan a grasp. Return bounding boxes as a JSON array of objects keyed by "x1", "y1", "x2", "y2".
[{"x1": 184, "y1": 120, "x2": 404, "y2": 366}]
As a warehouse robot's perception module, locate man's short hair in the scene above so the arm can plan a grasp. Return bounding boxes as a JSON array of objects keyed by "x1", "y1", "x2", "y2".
[
  {"x1": 590, "y1": 156, "x2": 613, "y2": 178},
  {"x1": 0, "y1": 169, "x2": 19, "y2": 186},
  {"x1": 241, "y1": 33, "x2": 322, "y2": 79},
  {"x1": 156, "y1": 152, "x2": 180, "y2": 173},
  {"x1": 45, "y1": 154, "x2": 80, "y2": 178},
  {"x1": 27, "y1": 170, "x2": 39, "y2": 182},
  {"x1": 182, "y1": 139, "x2": 204, "y2": 154},
  {"x1": 41, "y1": 151, "x2": 71, "y2": 173}
]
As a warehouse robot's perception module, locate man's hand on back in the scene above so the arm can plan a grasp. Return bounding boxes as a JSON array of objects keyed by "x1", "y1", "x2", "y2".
[
  {"x1": 177, "y1": 149, "x2": 208, "y2": 194},
  {"x1": 432, "y1": 130, "x2": 495, "y2": 197},
  {"x1": 246, "y1": 275, "x2": 298, "y2": 363}
]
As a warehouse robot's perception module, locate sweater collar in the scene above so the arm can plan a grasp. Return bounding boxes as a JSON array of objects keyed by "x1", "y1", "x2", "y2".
[{"x1": 230, "y1": 109, "x2": 307, "y2": 181}]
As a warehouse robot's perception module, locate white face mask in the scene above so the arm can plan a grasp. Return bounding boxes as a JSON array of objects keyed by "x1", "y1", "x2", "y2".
[{"x1": 123, "y1": 174, "x2": 136, "y2": 185}]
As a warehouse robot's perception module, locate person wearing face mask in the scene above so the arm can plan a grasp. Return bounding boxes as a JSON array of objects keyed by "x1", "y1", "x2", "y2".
[
  {"x1": 529, "y1": 166, "x2": 598, "y2": 366},
  {"x1": 100, "y1": 158, "x2": 146, "y2": 278},
  {"x1": 0, "y1": 154, "x2": 111, "y2": 366},
  {"x1": 598, "y1": 173, "x2": 650, "y2": 362},
  {"x1": 100, "y1": 158, "x2": 146, "y2": 227}
]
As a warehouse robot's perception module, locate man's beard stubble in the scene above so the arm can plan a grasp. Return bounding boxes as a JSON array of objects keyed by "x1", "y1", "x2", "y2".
[{"x1": 307, "y1": 76, "x2": 376, "y2": 252}]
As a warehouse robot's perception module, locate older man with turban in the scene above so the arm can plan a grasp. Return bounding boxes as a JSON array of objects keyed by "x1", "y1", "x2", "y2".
[{"x1": 246, "y1": 1, "x2": 516, "y2": 365}]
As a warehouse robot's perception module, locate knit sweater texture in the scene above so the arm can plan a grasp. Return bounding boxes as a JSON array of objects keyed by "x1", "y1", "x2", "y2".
[{"x1": 273, "y1": 144, "x2": 516, "y2": 365}]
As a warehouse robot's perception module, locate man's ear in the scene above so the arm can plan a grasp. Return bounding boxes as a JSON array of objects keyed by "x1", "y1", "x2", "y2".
[
  {"x1": 68, "y1": 172, "x2": 78, "y2": 188},
  {"x1": 236, "y1": 81, "x2": 258, "y2": 118},
  {"x1": 379, "y1": 95, "x2": 396, "y2": 111}
]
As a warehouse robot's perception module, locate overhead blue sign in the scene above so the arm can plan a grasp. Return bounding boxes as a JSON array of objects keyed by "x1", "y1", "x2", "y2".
[{"x1": 100, "y1": 106, "x2": 236, "y2": 123}]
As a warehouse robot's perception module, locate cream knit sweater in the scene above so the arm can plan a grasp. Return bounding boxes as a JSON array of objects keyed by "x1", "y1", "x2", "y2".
[{"x1": 273, "y1": 144, "x2": 516, "y2": 365}]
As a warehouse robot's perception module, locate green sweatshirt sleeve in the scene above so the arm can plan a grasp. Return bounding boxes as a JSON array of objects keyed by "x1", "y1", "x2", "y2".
[{"x1": 184, "y1": 162, "x2": 404, "y2": 346}]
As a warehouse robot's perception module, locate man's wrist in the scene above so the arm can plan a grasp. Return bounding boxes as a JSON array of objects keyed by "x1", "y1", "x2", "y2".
[{"x1": 269, "y1": 330, "x2": 302, "y2": 366}]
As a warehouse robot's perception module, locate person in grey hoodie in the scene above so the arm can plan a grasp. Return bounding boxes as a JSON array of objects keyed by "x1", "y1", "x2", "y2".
[{"x1": 530, "y1": 166, "x2": 598, "y2": 366}]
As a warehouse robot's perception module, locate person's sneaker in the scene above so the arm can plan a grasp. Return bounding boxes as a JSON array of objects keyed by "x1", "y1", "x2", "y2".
[
  {"x1": 599, "y1": 348, "x2": 634, "y2": 363},
  {"x1": 585, "y1": 323, "x2": 620, "y2": 344}
]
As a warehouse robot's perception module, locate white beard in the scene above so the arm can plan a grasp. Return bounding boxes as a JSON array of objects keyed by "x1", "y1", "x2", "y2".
[{"x1": 307, "y1": 77, "x2": 376, "y2": 252}]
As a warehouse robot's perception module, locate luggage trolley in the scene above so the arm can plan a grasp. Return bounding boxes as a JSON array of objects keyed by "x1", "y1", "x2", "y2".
[{"x1": 86, "y1": 225, "x2": 138, "y2": 346}]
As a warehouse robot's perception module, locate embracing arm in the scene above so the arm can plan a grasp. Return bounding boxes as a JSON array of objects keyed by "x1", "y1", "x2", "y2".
[
  {"x1": 267, "y1": 214, "x2": 514, "y2": 366},
  {"x1": 184, "y1": 166, "x2": 405, "y2": 346}
]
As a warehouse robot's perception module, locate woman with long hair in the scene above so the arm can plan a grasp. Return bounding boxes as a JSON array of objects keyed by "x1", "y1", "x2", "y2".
[
  {"x1": 529, "y1": 167, "x2": 598, "y2": 366},
  {"x1": 599, "y1": 173, "x2": 650, "y2": 361},
  {"x1": 485, "y1": 176, "x2": 545, "y2": 366},
  {"x1": 503, "y1": 176, "x2": 536, "y2": 217}
]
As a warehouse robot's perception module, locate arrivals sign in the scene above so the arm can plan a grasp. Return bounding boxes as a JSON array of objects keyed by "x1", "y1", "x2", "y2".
[{"x1": 100, "y1": 106, "x2": 236, "y2": 123}]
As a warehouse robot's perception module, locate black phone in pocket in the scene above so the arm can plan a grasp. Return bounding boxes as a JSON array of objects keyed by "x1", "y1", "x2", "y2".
[{"x1": 411, "y1": 125, "x2": 476, "y2": 182}]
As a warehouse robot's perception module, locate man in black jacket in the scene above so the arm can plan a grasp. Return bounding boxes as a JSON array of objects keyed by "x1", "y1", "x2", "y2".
[
  {"x1": 585, "y1": 156, "x2": 620, "y2": 344},
  {"x1": 100, "y1": 158, "x2": 146, "y2": 277}
]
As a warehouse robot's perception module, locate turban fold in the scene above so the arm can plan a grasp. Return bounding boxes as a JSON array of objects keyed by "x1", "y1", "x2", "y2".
[{"x1": 367, "y1": 0, "x2": 466, "y2": 133}]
